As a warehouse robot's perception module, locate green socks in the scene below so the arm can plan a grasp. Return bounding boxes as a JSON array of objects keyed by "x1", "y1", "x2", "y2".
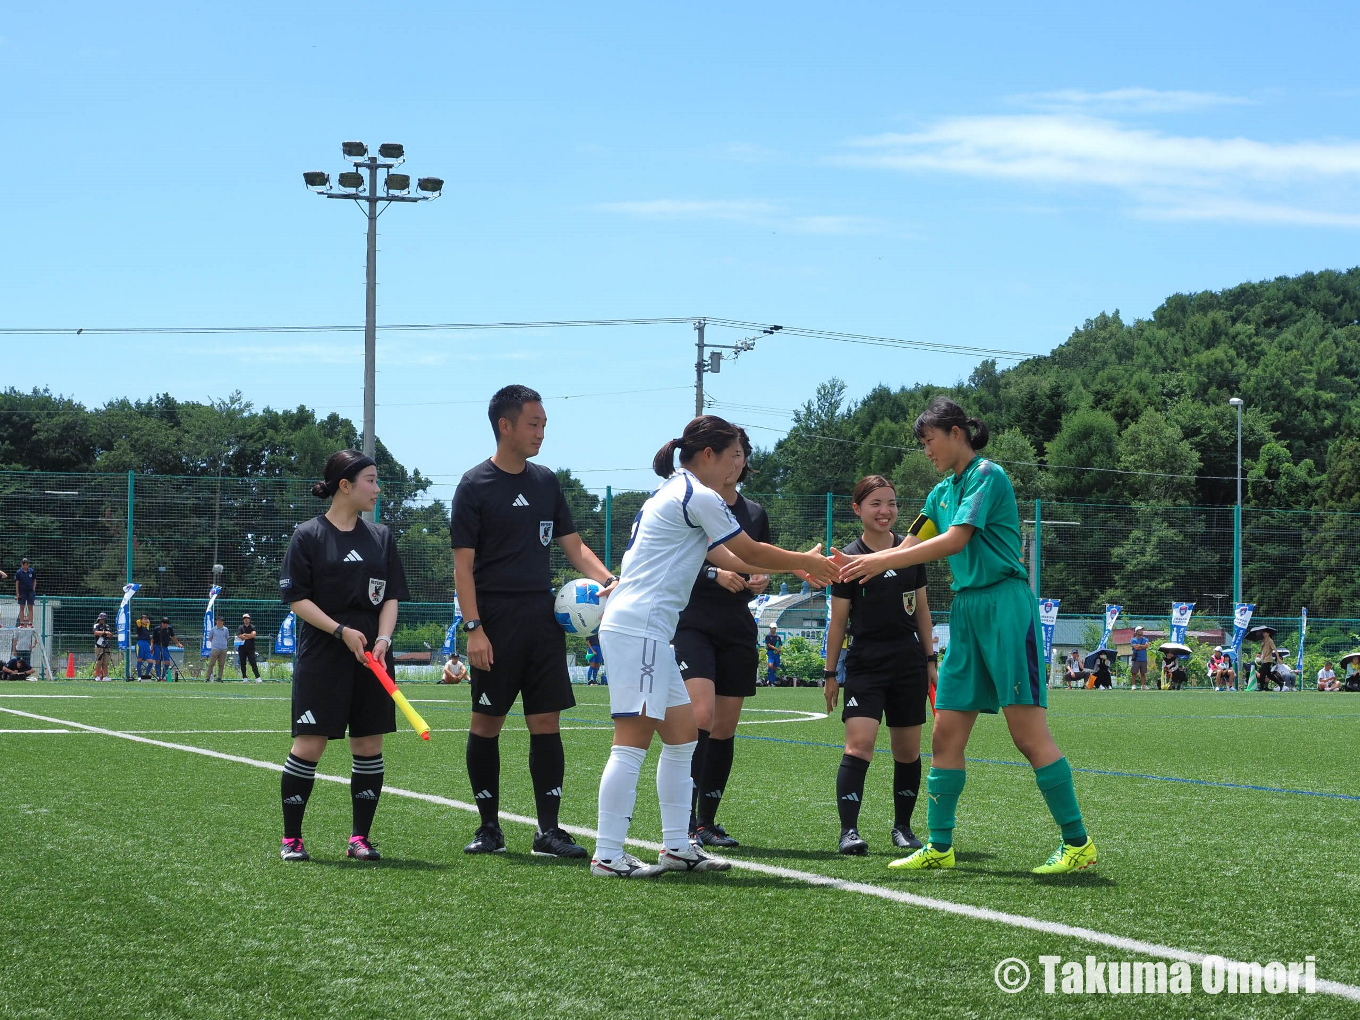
[
  {"x1": 925, "y1": 767, "x2": 966, "y2": 849},
  {"x1": 1035, "y1": 756, "x2": 1087, "y2": 845}
]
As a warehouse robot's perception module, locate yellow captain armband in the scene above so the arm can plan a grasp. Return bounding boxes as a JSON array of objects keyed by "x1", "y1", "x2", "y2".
[{"x1": 907, "y1": 512, "x2": 938, "y2": 542}]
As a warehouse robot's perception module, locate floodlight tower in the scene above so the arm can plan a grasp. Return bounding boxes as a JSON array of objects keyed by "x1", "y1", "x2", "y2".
[{"x1": 302, "y1": 143, "x2": 443, "y2": 468}]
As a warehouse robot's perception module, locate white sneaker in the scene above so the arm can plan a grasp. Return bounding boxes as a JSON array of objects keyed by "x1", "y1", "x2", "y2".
[
  {"x1": 590, "y1": 852, "x2": 665, "y2": 878},
  {"x1": 659, "y1": 844, "x2": 732, "y2": 873}
]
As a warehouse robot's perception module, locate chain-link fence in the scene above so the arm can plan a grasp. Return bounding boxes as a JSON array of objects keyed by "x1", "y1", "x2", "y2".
[{"x1": 3, "y1": 470, "x2": 1359, "y2": 681}]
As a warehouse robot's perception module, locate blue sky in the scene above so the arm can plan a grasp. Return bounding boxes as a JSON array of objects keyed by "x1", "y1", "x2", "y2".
[{"x1": 6, "y1": 1, "x2": 1360, "y2": 502}]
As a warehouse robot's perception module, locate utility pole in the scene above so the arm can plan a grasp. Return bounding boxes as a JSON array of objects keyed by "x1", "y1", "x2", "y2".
[
  {"x1": 693, "y1": 320, "x2": 780, "y2": 418},
  {"x1": 303, "y1": 143, "x2": 444, "y2": 475}
]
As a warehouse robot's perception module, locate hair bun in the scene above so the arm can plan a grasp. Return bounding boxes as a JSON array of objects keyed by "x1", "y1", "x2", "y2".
[{"x1": 310, "y1": 480, "x2": 331, "y2": 499}]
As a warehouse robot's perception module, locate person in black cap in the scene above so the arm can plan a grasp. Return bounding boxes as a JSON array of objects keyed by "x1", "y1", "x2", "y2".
[
  {"x1": 276, "y1": 449, "x2": 410, "y2": 863},
  {"x1": 152, "y1": 616, "x2": 182, "y2": 681},
  {"x1": 92, "y1": 612, "x2": 114, "y2": 681},
  {"x1": 237, "y1": 613, "x2": 261, "y2": 681}
]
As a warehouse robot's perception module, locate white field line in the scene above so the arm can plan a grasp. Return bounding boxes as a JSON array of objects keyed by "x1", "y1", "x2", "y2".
[
  {"x1": 0, "y1": 726, "x2": 612, "y2": 735},
  {"x1": 3, "y1": 704, "x2": 1357, "y2": 1004},
  {"x1": 0, "y1": 728, "x2": 74, "y2": 733},
  {"x1": 0, "y1": 694, "x2": 92, "y2": 699}
]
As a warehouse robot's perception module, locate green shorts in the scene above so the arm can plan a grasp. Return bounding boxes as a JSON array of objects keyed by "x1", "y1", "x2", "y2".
[{"x1": 937, "y1": 577, "x2": 1046, "y2": 714}]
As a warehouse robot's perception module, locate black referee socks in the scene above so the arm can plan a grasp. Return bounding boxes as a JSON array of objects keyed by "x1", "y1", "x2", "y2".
[
  {"x1": 836, "y1": 753, "x2": 870, "y2": 830},
  {"x1": 689, "y1": 728, "x2": 711, "y2": 830},
  {"x1": 894, "y1": 756, "x2": 922, "y2": 830},
  {"x1": 528, "y1": 732, "x2": 566, "y2": 832},
  {"x1": 351, "y1": 753, "x2": 385, "y2": 837},
  {"x1": 281, "y1": 753, "x2": 318, "y2": 838},
  {"x1": 697, "y1": 735, "x2": 735, "y2": 826},
  {"x1": 467, "y1": 733, "x2": 500, "y2": 826}
]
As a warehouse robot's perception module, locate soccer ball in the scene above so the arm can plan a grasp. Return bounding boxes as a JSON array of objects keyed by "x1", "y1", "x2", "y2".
[{"x1": 554, "y1": 578, "x2": 605, "y2": 636}]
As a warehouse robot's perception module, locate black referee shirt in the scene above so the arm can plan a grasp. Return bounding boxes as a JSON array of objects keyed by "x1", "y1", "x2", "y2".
[
  {"x1": 279, "y1": 515, "x2": 410, "y2": 625},
  {"x1": 830, "y1": 534, "x2": 927, "y2": 660},
  {"x1": 449, "y1": 459, "x2": 576, "y2": 596},
  {"x1": 677, "y1": 494, "x2": 770, "y2": 628}
]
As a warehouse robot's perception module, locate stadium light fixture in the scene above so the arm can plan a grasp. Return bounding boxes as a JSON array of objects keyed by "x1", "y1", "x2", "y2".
[{"x1": 301, "y1": 142, "x2": 445, "y2": 518}]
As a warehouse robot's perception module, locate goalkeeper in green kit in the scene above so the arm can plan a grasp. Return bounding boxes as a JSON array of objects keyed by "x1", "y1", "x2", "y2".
[{"x1": 836, "y1": 397, "x2": 1096, "y2": 875}]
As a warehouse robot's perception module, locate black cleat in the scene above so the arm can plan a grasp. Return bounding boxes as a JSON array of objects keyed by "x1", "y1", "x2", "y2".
[
  {"x1": 839, "y1": 828, "x2": 869, "y2": 855},
  {"x1": 531, "y1": 827, "x2": 588, "y2": 858},
  {"x1": 463, "y1": 823, "x2": 507, "y2": 854},
  {"x1": 346, "y1": 835, "x2": 381, "y2": 861},
  {"x1": 280, "y1": 837, "x2": 310, "y2": 862},
  {"x1": 891, "y1": 826, "x2": 923, "y2": 850},
  {"x1": 694, "y1": 822, "x2": 739, "y2": 848}
]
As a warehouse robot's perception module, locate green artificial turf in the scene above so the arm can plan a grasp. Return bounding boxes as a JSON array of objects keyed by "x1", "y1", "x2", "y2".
[{"x1": 3, "y1": 682, "x2": 1357, "y2": 1019}]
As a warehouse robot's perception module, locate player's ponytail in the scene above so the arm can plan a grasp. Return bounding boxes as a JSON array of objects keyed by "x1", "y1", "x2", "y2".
[
  {"x1": 913, "y1": 397, "x2": 989, "y2": 451},
  {"x1": 653, "y1": 415, "x2": 742, "y2": 478},
  {"x1": 314, "y1": 449, "x2": 377, "y2": 499}
]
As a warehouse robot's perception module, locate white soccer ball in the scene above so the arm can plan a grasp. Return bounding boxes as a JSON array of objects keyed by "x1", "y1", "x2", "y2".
[{"x1": 554, "y1": 578, "x2": 605, "y2": 636}]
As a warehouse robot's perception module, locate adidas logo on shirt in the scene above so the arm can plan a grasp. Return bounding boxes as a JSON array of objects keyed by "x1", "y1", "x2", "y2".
[
  {"x1": 282, "y1": 794, "x2": 305, "y2": 805},
  {"x1": 296, "y1": 710, "x2": 317, "y2": 725},
  {"x1": 353, "y1": 789, "x2": 379, "y2": 800},
  {"x1": 545, "y1": 787, "x2": 563, "y2": 797},
  {"x1": 474, "y1": 789, "x2": 494, "y2": 800},
  {"x1": 678, "y1": 661, "x2": 689, "y2": 671},
  {"x1": 884, "y1": 569, "x2": 897, "y2": 577},
  {"x1": 846, "y1": 697, "x2": 859, "y2": 707},
  {"x1": 343, "y1": 550, "x2": 363, "y2": 563},
  {"x1": 512, "y1": 494, "x2": 530, "y2": 507},
  {"x1": 840, "y1": 792, "x2": 860, "y2": 802},
  {"x1": 478, "y1": 693, "x2": 493, "y2": 707}
]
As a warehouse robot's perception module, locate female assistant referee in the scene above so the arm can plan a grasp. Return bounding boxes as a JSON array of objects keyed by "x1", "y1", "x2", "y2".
[
  {"x1": 276, "y1": 450, "x2": 410, "y2": 863},
  {"x1": 591, "y1": 416, "x2": 838, "y2": 878},
  {"x1": 837, "y1": 398, "x2": 1096, "y2": 875},
  {"x1": 672, "y1": 426, "x2": 770, "y2": 848},
  {"x1": 822, "y1": 474, "x2": 935, "y2": 856}
]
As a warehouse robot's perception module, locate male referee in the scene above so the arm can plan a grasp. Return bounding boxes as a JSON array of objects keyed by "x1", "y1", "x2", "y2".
[{"x1": 451, "y1": 385, "x2": 617, "y2": 857}]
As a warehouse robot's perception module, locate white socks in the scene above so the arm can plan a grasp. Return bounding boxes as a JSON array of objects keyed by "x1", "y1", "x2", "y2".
[
  {"x1": 657, "y1": 740, "x2": 697, "y2": 851},
  {"x1": 594, "y1": 740, "x2": 699, "y2": 859},
  {"x1": 595, "y1": 744, "x2": 647, "y2": 862}
]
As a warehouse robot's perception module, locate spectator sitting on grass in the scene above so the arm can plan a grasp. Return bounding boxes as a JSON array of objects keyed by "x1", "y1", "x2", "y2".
[
  {"x1": 2, "y1": 655, "x2": 35, "y2": 680},
  {"x1": 1317, "y1": 661, "x2": 1341, "y2": 692},
  {"x1": 442, "y1": 652, "x2": 468, "y2": 685},
  {"x1": 1092, "y1": 653, "x2": 1113, "y2": 690}
]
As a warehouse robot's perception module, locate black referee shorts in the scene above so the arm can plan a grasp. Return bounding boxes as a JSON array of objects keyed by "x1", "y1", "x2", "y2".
[
  {"x1": 841, "y1": 647, "x2": 928, "y2": 729},
  {"x1": 470, "y1": 593, "x2": 574, "y2": 717},
  {"x1": 291, "y1": 620, "x2": 396, "y2": 739},
  {"x1": 673, "y1": 617, "x2": 758, "y2": 698}
]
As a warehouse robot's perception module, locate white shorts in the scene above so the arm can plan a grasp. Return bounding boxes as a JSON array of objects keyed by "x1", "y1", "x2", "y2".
[{"x1": 598, "y1": 631, "x2": 691, "y2": 721}]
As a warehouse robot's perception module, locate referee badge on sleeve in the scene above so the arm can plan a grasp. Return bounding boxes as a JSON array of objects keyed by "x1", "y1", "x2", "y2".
[
  {"x1": 902, "y1": 591, "x2": 917, "y2": 616},
  {"x1": 539, "y1": 521, "x2": 554, "y2": 546},
  {"x1": 368, "y1": 578, "x2": 387, "y2": 605}
]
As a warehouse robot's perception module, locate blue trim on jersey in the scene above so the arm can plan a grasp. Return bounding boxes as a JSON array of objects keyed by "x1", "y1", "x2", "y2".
[
  {"x1": 707, "y1": 526, "x2": 743, "y2": 550},
  {"x1": 679, "y1": 474, "x2": 698, "y2": 529}
]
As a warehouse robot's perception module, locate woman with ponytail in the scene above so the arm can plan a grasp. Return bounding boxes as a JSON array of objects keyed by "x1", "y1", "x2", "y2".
[
  {"x1": 590, "y1": 416, "x2": 838, "y2": 878},
  {"x1": 837, "y1": 397, "x2": 1096, "y2": 875},
  {"x1": 275, "y1": 450, "x2": 410, "y2": 863}
]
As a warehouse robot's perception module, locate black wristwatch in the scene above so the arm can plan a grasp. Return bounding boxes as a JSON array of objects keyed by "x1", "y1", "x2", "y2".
[
  {"x1": 705, "y1": 566, "x2": 719, "y2": 582},
  {"x1": 462, "y1": 619, "x2": 482, "y2": 633},
  {"x1": 926, "y1": 653, "x2": 939, "y2": 663},
  {"x1": 332, "y1": 624, "x2": 345, "y2": 641},
  {"x1": 604, "y1": 575, "x2": 619, "y2": 587},
  {"x1": 823, "y1": 670, "x2": 839, "y2": 679}
]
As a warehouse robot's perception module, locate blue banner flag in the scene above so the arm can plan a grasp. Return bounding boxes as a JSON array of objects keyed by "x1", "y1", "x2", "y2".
[
  {"x1": 440, "y1": 596, "x2": 464, "y2": 657},
  {"x1": 1296, "y1": 608, "x2": 1307, "y2": 673},
  {"x1": 1229, "y1": 603, "x2": 1255, "y2": 663},
  {"x1": 1169, "y1": 602, "x2": 1195, "y2": 644},
  {"x1": 200, "y1": 585, "x2": 222, "y2": 656},
  {"x1": 116, "y1": 583, "x2": 141, "y2": 650},
  {"x1": 1038, "y1": 598, "x2": 1061, "y2": 664},
  {"x1": 274, "y1": 612, "x2": 296, "y2": 654},
  {"x1": 1098, "y1": 605, "x2": 1121, "y2": 650}
]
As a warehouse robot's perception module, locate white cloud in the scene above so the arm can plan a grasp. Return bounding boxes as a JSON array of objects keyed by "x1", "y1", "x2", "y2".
[
  {"x1": 1012, "y1": 87, "x2": 1251, "y2": 113},
  {"x1": 595, "y1": 199, "x2": 883, "y2": 234},
  {"x1": 837, "y1": 112, "x2": 1360, "y2": 228}
]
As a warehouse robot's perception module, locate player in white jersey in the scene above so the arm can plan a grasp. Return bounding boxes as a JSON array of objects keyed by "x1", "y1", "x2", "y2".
[{"x1": 591, "y1": 416, "x2": 839, "y2": 878}]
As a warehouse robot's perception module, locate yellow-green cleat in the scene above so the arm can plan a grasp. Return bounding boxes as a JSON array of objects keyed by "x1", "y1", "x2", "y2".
[
  {"x1": 888, "y1": 843, "x2": 956, "y2": 870},
  {"x1": 1032, "y1": 837, "x2": 1097, "y2": 874}
]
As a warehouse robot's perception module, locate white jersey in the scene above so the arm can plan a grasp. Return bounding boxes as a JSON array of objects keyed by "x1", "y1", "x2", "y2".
[{"x1": 601, "y1": 469, "x2": 743, "y2": 640}]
